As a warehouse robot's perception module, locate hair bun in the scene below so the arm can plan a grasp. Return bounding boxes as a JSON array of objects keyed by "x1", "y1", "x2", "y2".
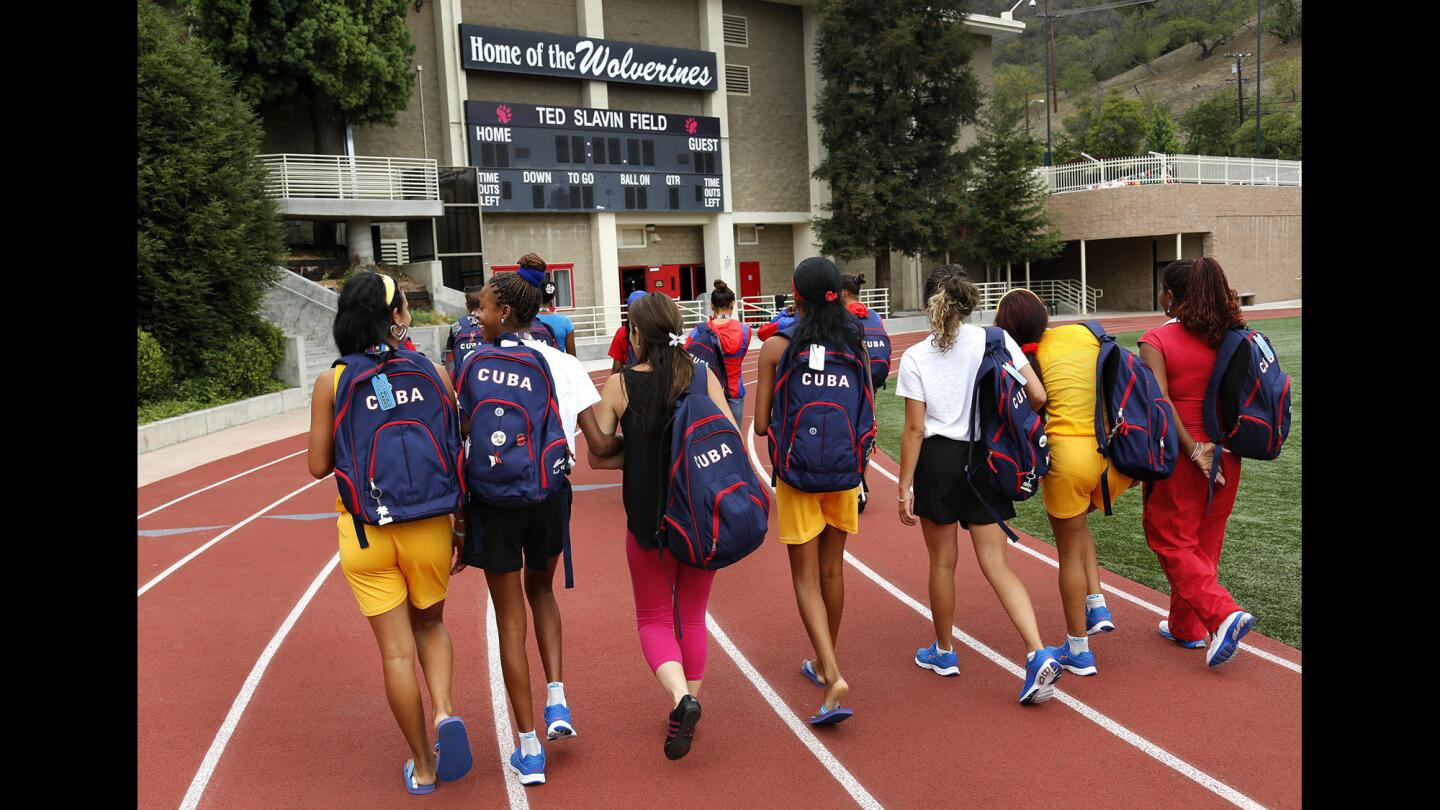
[
  {"x1": 713, "y1": 279, "x2": 728, "y2": 291},
  {"x1": 854, "y1": 273, "x2": 865, "y2": 286}
]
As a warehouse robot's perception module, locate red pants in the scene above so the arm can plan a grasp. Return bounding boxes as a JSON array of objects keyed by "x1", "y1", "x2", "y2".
[{"x1": 1142, "y1": 451, "x2": 1243, "y2": 641}]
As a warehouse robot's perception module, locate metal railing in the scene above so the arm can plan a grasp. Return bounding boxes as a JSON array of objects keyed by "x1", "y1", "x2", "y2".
[
  {"x1": 737, "y1": 288, "x2": 891, "y2": 325},
  {"x1": 973, "y1": 279, "x2": 1103, "y2": 315},
  {"x1": 566, "y1": 288, "x2": 894, "y2": 345},
  {"x1": 258, "y1": 154, "x2": 440, "y2": 201},
  {"x1": 1037, "y1": 153, "x2": 1301, "y2": 195}
]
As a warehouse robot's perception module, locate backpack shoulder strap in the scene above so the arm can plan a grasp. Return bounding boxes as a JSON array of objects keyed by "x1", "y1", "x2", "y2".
[
  {"x1": 1080, "y1": 320, "x2": 1107, "y2": 342},
  {"x1": 1202, "y1": 327, "x2": 1250, "y2": 445}
]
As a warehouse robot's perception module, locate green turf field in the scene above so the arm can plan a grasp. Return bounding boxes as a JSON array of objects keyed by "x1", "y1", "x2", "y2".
[{"x1": 872, "y1": 316, "x2": 1301, "y2": 649}]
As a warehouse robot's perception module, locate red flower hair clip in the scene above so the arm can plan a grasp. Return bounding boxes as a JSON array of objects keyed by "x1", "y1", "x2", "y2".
[{"x1": 824, "y1": 290, "x2": 838, "y2": 302}]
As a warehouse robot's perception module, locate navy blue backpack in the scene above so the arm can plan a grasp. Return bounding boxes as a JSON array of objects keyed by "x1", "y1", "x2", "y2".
[
  {"x1": 1201, "y1": 325, "x2": 1292, "y2": 510},
  {"x1": 767, "y1": 325, "x2": 876, "y2": 493},
  {"x1": 685, "y1": 322, "x2": 728, "y2": 394},
  {"x1": 967, "y1": 327, "x2": 1051, "y2": 541},
  {"x1": 332, "y1": 345, "x2": 465, "y2": 548},
  {"x1": 527, "y1": 319, "x2": 558, "y2": 348},
  {"x1": 455, "y1": 334, "x2": 571, "y2": 507},
  {"x1": 450, "y1": 317, "x2": 486, "y2": 381},
  {"x1": 657, "y1": 363, "x2": 769, "y2": 569},
  {"x1": 1080, "y1": 321, "x2": 1178, "y2": 514},
  {"x1": 860, "y1": 309, "x2": 892, "y2": 390}
]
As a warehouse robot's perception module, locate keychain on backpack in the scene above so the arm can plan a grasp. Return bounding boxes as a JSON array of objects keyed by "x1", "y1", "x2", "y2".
[{"x1": 371, "y1": 373, "x2": 397, "y2": 411}]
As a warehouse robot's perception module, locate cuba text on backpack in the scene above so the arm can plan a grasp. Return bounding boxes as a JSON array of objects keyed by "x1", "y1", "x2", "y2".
[
  {"x1": 966, "y1": 327, "x2": 1050, "y2": 541},
  {"x1": 456, "y1": 335, "x2": 571, "y2": 507},
  {"x1": 658, "y1": 362, "x2": 769, "y2": 569},
  {"x1": 332, "y1": 346, "x2": 466, "y2": 548},
  {"x1": 767, "y1": 325, "x2": 876, "y2": 493},
  {"x1": 1080, "y1": 321, "x2": 1178, "y2": 515}
]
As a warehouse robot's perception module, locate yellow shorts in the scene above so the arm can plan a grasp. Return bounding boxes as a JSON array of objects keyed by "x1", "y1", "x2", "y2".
[
  {"x1": 337, "y1": 510, "x2": 454, "y2": 617},
  {"x1": 1041, "y1": 435, "x2": 1138, "y2": 520},
  {"x1": 775, "y1": 478, "x2": 860, "y2": 545}
]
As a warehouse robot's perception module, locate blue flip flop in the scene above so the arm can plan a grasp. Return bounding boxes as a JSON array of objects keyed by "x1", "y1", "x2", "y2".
[
  {"x1": 808, "y1": 705, "x2": 854, "y2": 726},
  {"x1": 403, "y1": 759, "x2": 436, "y2": 796},
  {"x1": 435, "y1": 716, "x2": 473, "y2": 782},
  {"x1": 800, "y1": 659, "x2": 825, "y2": 688}
]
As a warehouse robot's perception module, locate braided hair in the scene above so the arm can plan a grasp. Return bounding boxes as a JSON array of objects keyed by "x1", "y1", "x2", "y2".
[
  {"x1": 489, "y1": 270, "x2": 541, "y2": 328},
  {"x1": 1162, "y1": 257, "x2": 1245, "y2": 347}
]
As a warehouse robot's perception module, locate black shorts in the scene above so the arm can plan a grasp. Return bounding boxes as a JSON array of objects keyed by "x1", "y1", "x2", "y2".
[
  {"x1": 462, "y1": 481, "x2": 572, "y2": 573},
  {"x1": 912, "y1": 435, "x2": 1016, "y2": 529}
]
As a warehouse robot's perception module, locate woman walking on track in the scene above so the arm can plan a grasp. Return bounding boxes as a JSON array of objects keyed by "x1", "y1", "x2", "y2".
[
  {"x1": 306, "y1": 271, "x2": 473, "y2": 796},
  {"x1": 590, "y1": 292, "x2": 735, "y2": 760},
  {"x1": 895, "y1": 267, "x2": 1066, "y2": 705},
  {"x1": 1138, "y1": 258, "x2": 1256, "y2": 666},
  {"x1": 994, "y1": 288, "x2": 1126, "y2": 678},
  {"x1": 754, "y1": 257, "x2": 874, "y2": 725},
  {"x1": 608, "y1": 289, "x2": 647, "y2": 372},
  {"x1": 688, "y1": 279, "x2": 751, "y2": 427},
  {"x1": 452, "y1": 267, "x2": 620, "y2": 785}
]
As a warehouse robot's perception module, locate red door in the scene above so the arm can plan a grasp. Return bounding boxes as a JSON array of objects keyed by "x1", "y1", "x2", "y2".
[
  {"x1": 648, "y1": 265, "x2": 682, "y2": 297},
  {"x1": 739, "y1": 261, "x2": 761, "y2": 299}
]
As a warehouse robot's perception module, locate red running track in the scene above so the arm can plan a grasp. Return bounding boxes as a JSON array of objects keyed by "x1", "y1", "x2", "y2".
[{"x1": 138, "y1": 309, "x2": 1299, "y2": 809}]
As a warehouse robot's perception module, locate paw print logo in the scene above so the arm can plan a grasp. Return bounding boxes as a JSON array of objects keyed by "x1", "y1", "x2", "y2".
[
  {"x1": 684, "y1": 117, "x2": 698, "y2": 135},
  {"x1": 496, "y1": 104, "x2": 512, "y2": 124}
]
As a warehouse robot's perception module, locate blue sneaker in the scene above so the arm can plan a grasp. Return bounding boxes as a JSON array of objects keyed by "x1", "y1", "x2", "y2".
[
  {"x1": 1206, "y1": 611, "x2": 1255, "y2": 668},
  {"x1": 544, "y1": 703, "x2": 575, "y2": 741},
  {"x1": 1158, "y1": 620, "x2": 1207, "y2": 649},
  {"x1": 1085, "y1": 604, "x2": 1116, "y2": 634},
  {"x1": 1056, "y1": 642, "x2": 1097, "y2": 676},
  {"x1": 914, "y1": 641, "x2": 959, "y2": 676},
  {"x1": 1019, "y1": 646, "x2": 1063, "y2": 705},
  {"x1": 509, "y1": 747, "x2": 546, "y2": 786}
]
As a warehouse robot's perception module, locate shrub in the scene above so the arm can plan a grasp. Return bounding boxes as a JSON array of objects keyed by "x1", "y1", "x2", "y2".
[
  {"x1": 197, "y1": 328, "x2": 286, "y2": 399},
  {"x1": 137, "y1": 327, "x2": 173, "y2": 403}
]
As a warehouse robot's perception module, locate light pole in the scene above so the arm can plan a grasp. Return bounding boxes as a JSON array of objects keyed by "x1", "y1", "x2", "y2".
[
  {"x1": 1255, "y1": 0, "x2": 1263, "y2": 158},
  {"x1": 1007, "y1": 0, "x2": 1160, "y2": 166}
]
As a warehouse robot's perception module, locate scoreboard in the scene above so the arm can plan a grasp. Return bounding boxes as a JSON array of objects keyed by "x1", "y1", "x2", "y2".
[{"x1": 465, "y1": 100, "x2": 724, "y2": 213}]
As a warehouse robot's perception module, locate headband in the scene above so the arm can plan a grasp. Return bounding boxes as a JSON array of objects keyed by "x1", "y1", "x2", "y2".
[
  {"x1": 379, "y1": 274, "x2": 396, "y2": 306},
  {"x1": 516, "y1": 264, "x2": 546, "y2": 289}
]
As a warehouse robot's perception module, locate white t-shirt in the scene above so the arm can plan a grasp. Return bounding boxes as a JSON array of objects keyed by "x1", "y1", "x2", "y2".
[
  {"x1": 894, "y1": 324, "x2": 1030, "y2": 441},
  {"x1": 511, "y1": 335, "x2": 601, "y2": 454}
]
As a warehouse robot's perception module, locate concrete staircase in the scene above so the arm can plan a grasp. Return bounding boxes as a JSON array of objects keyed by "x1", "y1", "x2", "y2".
[{"x1": 262, "y1": 269, "x2": 341, "y2": 384}]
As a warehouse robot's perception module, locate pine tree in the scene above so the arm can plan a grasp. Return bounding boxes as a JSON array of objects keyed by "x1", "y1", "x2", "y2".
[
  {"x1": 812, "y1": 0, "x2": 983, "y2": 290},
  {"x1": 138, "y1": 0, "x2": 283, "y2": 375},
  {"x1": 961, "y1": 105, "x2": 1063, "y2": 272}
]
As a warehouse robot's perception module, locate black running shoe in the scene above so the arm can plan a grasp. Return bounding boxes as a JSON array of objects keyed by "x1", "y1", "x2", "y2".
[{"x1": 664, "y1": 695, "x2": 702, "y2": 761}]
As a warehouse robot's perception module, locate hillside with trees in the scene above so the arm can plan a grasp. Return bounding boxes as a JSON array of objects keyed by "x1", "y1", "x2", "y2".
[{"x1": 990, "y1": 1, "x2": 1300, "y2": 160}]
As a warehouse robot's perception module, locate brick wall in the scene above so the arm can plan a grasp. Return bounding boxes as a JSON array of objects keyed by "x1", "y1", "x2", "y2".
[
  {"x1": 724, "y1": 0, "x2": 809, "y2": 213},
  {"x1": 353, "y1": 5, "x2": 446, "y2": 160},
  {"x1": 616, "y1": 225, "x2": 705, "y2": 266},
  {"x1": 736, "y1": 224, "x2": 796, "y2": 292},
  {"x1": 481, "y1": 213, "x2": 597, "y2": 305}
]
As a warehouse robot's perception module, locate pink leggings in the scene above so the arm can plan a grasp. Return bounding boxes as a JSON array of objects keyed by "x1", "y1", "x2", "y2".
[{"x1": 625, "y1": 531, "x2": 717, "y2": 681}]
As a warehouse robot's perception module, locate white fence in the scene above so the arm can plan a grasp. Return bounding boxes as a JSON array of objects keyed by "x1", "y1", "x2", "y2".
[
  {"x1": 567, "y1": 287, "x2": 892, "y2": 345},
  {"x1": 258, "y1": 154, "x2": 440, "y2": 201},
  {"x1": 1038, "y1": 153, "x2": 1301, "y2": 195},
  {"x1": 972, "y1": 279, "x2": 1103, "y2": 315}
]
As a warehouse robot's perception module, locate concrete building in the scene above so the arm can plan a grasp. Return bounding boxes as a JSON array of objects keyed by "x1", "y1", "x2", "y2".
[{"x1": 259, "y1": 0, "x2": 1024, "y2": 329}]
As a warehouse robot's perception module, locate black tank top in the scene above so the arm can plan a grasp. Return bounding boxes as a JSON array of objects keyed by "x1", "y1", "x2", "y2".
[{"x1": 620, "y1": 368, "x2": 667, "y2": 548}]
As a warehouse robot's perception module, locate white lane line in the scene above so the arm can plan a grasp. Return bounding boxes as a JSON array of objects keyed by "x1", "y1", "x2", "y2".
[
  {"x1": 705, "y1": 612, "x2": 882, "y2": 809},
  {"x1": 137, "y1": 476, "x2": 331, "y2": 598},
  {"x1": 486, "y1": 598, "x2": 531, "y2": 810},
  {"x1": 744, "y1": 429, "x2": 1268, "y2": 809},
  {"x1": 842, "y1": 553, "x2": 1266, "y2": 810},
  {"x1": 178, "y1": 552, "x2": 341, "y2": 810},
  {"x1": 139, "y1": 449, "x2": 308, "y2": 519},
  {"x1": 865, "y1": 459, "x2": 1301, "y2": 674}
]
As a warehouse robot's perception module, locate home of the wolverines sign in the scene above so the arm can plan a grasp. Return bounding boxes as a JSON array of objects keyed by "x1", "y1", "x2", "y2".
[{"x1": 258, "y1": 0, "x2": 1025, "y2": 318}]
